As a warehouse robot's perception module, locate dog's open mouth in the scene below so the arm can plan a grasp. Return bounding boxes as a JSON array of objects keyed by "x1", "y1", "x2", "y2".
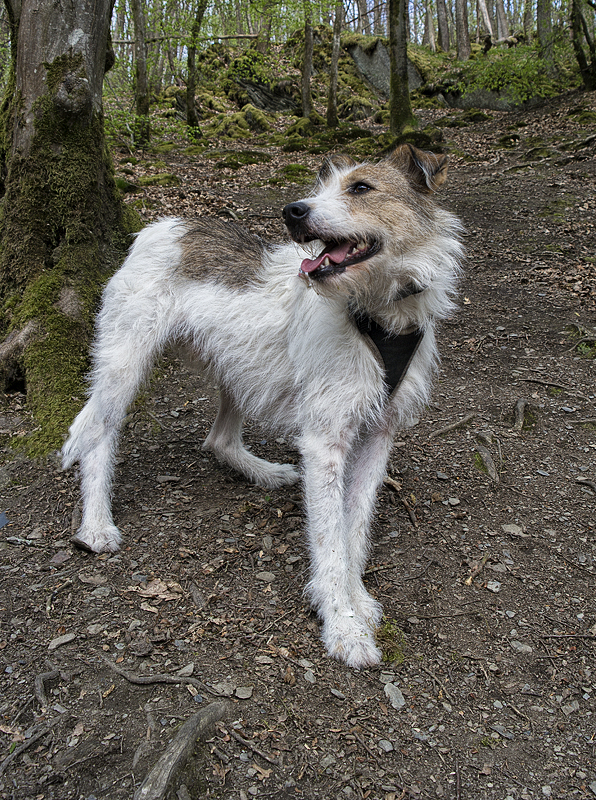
[{"x1": 299, "y1": 239, "x2": 381, "y2": 279}]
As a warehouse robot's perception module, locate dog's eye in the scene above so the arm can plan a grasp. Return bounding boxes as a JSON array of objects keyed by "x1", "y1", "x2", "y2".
[{"x1": 348, "y1": 182, "x2": 373, "y2": 195}]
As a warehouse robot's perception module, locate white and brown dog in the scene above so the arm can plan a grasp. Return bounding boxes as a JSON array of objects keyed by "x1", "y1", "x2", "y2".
[{"x1": 63, "y1": 145, "x2": 463, "y2": 668}]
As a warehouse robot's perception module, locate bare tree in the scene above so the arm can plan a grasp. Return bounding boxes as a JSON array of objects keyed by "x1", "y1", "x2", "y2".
[
  {"x1": 327, "y1": 1, "x2": 344, "y2": 128},
  {"x1": 436, "y1": 0, "x2": 450, "y2": 50},
  {"x1": 389, "y1": 0, "x2": 416, "y2": 133},
  {"x1": 302, "y1": 2, "x2": 314, "y2": 118},
  {"x1": 186, "y1": 0, "x2": 209, "y2": 134},
  {"x1": 455, "y1": 0, "x2": 471, "y2": 60},
  {"x1": 0, "y1": 0, "x2": 137, "y2": 452},
  {"x1": 132, "y1": 0, "x2": 150, "y2": 146}
]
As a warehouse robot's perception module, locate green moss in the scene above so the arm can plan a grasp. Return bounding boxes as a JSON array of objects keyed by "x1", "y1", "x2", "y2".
[
  {"x1": 376, "y1": 618, "x2": 407, "y2": 664},
  {"x1": 0, "y1": 51, "x2": 141, "y2": 454},
  {"x1": 137, "y1": 172, "x2": 180, "y2": 187},
  {"x1": 269, "y1": 163, "x2": 314, "y2": 185}
]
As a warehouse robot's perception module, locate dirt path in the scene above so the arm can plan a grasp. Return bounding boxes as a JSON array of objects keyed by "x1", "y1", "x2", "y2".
[{"x1": 1, "y1": 92, "x2": 595, "y2": 800}]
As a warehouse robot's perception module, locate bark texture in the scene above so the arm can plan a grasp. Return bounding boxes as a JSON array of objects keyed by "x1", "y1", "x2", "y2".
[{"x1": 0, "y1": 0, "x2": 139, "y2": 453}]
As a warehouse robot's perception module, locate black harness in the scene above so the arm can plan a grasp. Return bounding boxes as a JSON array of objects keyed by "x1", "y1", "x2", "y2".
[{"x1": 351, "y1": 284, "x2": 426, "y2": 396}]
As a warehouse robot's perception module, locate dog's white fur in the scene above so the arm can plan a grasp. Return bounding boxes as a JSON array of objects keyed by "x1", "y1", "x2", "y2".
[{"x1": 63, "y1": 146, "x2": 463, "y2": 668}]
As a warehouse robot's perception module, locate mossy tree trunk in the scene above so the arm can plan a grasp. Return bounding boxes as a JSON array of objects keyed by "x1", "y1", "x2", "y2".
[
  {"x1": 0, "y1": 0, "x2": 140, "y2": 453},
  {"x1": 301, "y1": 4, "x2": 314, "y2": 119},
  {"x1": 132, "y1": 0, "x2": 151, "y2": 146},
  {"x1": 186, "y1": 0, "x2": 209, "y2": 136},
  {"x1": 389, "y1": 0, "x2": 417, "y2": 134}
]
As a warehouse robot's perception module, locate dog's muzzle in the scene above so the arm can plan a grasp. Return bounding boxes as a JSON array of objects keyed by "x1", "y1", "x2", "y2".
[{"x1": 282, "y1": 201, "x2": 317, "y2": 243}]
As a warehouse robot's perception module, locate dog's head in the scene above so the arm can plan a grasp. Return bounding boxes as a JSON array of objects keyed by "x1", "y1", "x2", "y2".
[{"x1": 282, "y1": 145, "x2": 453, "y2": 301}]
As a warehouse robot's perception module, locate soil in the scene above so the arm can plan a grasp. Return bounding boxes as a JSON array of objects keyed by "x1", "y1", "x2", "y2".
[{"x1": 1, "y1": 91, "x2": 595, "y2": 800}]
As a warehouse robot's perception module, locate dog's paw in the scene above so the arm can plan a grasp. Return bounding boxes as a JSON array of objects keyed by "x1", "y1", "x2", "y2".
[
  {"x1": 256, "y1": 462, "x2": 300, "y2": 489},
  {"x1": 322, "y1": 616, "x2": 382, "y2": 669},
  {"x1": 71, "y1": 524, "x2": 122, "y2": 554}
]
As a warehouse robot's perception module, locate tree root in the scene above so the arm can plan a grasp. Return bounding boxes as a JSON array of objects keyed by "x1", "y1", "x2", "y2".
[{"x1": 134, "y1": 701, "x2": 232, "y2": 800}]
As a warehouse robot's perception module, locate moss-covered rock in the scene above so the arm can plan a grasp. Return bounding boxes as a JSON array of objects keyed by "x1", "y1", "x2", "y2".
[{"x1": 138, "y1": 172, "x2": 180, "y2": 187}]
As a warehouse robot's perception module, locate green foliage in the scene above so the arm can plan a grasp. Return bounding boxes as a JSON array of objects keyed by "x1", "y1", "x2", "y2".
[{"x1": 453, "y1": 43, "x2": 579, "y2": 105}]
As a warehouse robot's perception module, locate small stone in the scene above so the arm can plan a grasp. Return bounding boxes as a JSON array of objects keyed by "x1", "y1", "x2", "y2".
[
  {"x1": 378, "y1": 739, "x2": 394, "y2": 752},
  {"x1": 235, "y1": 686, "x2": 253, "y2": 699},
  {"x1": 48, "y1": 550, "x2": 71, "y2": 566},
  {"x1": 177, "y1": 662, "x2": 194, "y2": 677},
  {"x1": 320, "y1": 754, "x2": 336, "y2": 769},
  {"x1": 502, "y1": 523, "x2": 524, "y2": 535},
  {"x1": 436, "y1": 472, "x2": 449, "y2": 481},
  {"x1": 510, "y1": 640, "x2": 533, "y2": 654},
  {"x1": 48, "y1": 632, "x2": 76, "y2": 651},
  {"x1": 486, "y1": 580, "x2": 501, "y2": 593},
  {"x1": 561, "y1": 700, "x2": 579, "y2": 716},
  {"x1": 256, "y1": 571, "x2": 275, "y2": 582},
  {"x1": 384, "y1": 682, "x2": 406, "y2": 710},
  {"x1": 448, "y1": 497, "x2": 460, "y2": 506},
  {"x1": 330, "y1": 688, "x2": 345, "y2": 700},
  {"x1": 304, "y1": 669, "x2": 316, "y2": 684}
]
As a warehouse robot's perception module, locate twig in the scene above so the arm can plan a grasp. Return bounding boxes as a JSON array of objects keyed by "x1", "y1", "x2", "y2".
[
  {"x1": 464, "y1": 553, "x2": 490, "y2": 585},
  {"x1": 99, "y1": 654, "x2": 219, "y2": 696},
  {"x1": 383, "y1": 476, "x2": 418, "y2": 528},
  {"x1": 576, "y1": 478, "x2": 596, "y2": 493},
  {"x1": 520, "y1": 377, "x2": 569, "y2": 390},
  {"x1": 226, "y1": 728, "x2": 281, "y2": 766},
  {"x1": 429, "y1": 412, "x2": 476, "y2": 439},
  {"x1": 0, "y1": 716, "x2": 64, "y2": 776},
  {"x1": 539, "y1": 633, "x2": 596, "y2": 640},
  {"x1": 419, "y1": 664, "x2": 455, "y2": 704}
]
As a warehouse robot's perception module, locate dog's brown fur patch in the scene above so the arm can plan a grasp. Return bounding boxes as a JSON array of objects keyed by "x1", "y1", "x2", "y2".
[{"x1": 179, "y1": 219, "x2": 267, "y2": 288}]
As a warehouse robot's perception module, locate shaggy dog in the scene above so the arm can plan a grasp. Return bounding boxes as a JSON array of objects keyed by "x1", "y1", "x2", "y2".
[{"x1": 63, "y1": 145, "x2": 463, "y2": 668}]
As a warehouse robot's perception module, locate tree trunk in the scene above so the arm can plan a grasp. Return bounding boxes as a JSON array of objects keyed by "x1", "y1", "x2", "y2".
[
  {"x1": 495, "y1": 0, "x2": 510, "y2": 39},
  {"x1": 132, "y1": 0, "x2": 151, "y2": 146},
  {"x1": 477, "y1": 0, "x2": 494, "y2": 38},
  {"x1": 436, "y1": 0, "x2": 450, "y2": 50},
  {"x1": 455, "y1": 0, "x2": 471, "y2": 60},
  {"x1": 422, "y1": 0, "x2": 436, "y2": 51},
  {"x1": 0, "y1": 0, "x2": 139, "y2": 453},
  {"x1": 327, "y1": 1, "x2": 343, "y2": 127},
  {"x1": 537, "y1": 0, "x2": 556, "y2": 74},
  {"x1": 302, "y1": 4, "x2": 314, "y2": 118},
  {"x1": 571, "y1": 0, "x2": 596, "y2": 89},
  {"x1": 186, "y1": 0, "x2": 209, "y2": 135},
  {"x1": 356, "y1": 0, "x2": 371, "y2": 34},
  {"x1": 389, "y1": 0, "x2": 416, "y2": 134}
]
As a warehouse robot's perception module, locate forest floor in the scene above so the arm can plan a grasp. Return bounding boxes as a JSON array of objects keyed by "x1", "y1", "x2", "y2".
[{"x1": 1, "y1": 90, "x2": 596, "y2": 800}]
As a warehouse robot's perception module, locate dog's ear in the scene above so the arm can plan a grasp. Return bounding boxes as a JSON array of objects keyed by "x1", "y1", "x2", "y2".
[
  {"x1": 317, "y1": 153, "x2": 357, "y2": 184},
  {"x1": 386, "y1": 144, "x2": 448, "y2": 193}
]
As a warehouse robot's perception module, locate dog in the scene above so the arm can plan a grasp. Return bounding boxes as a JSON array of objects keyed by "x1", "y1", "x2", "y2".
[{"x1": 62, "y1": 145, "x2": 463, "y2": 668}]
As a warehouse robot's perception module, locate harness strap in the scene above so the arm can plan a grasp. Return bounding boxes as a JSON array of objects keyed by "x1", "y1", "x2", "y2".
[{"x1": 353, "y1": 312, "x2": 424, "y2": 396}]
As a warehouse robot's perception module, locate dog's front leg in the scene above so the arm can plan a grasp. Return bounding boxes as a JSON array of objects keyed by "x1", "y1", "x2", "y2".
[{"x1": 299, "y1": 430, "x2": 383, "y2": 669}]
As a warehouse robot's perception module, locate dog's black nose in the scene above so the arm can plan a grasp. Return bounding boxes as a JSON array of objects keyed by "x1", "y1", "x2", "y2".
[{"x1": 282, "y1": 201, "x2": 310, "y2": 223}]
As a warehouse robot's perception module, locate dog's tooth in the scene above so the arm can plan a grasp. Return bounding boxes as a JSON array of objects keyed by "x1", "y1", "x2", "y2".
[{"x1": 323, "y1": 257, "x2": 331, "y2": 266}]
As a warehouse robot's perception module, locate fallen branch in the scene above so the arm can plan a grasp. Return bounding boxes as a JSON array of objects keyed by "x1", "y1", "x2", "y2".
[
  {"x1": 134, "y1": 702, "x2": 231, "y2": 800},
  {"x1": 512, "y1": 399, "x2": 528, "y2": 431},
  {"x1": 226, "y1": 728, "x2": 281, "y2": 766},
  {"x1": 34, "y1": 669, "x2": 60, "y2": 707},
  {"x1": 383, "y1": 476, "x2": 418, "y2": 528},
  {"x1": 99, "y1": 654, "x2": 219, "y2": 696},
  {"x1": 429, "y1": 412, "x2": 476, "y2": 439}
]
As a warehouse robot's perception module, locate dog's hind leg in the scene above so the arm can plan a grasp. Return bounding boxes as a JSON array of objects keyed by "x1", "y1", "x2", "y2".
[
  {"x1": 202, "y1": 387, "x2": 299, "y2": 488},
  {"x1": 63, "y1": 301, "x2": 173, "y2": 553}
]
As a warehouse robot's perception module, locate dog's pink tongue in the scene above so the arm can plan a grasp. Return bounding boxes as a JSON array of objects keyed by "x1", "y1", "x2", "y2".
[{"x1": 300, "y1": 241, "x2": 352, "y2": 274}]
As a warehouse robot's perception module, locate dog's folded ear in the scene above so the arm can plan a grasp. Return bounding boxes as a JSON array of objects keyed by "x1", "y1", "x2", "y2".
[
  {"x1": 317, "y1": 153, "x2": 357, "y2": 184},
  {"x1": 385, "y1": 144, "x2": 449, "y2": 194}
]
